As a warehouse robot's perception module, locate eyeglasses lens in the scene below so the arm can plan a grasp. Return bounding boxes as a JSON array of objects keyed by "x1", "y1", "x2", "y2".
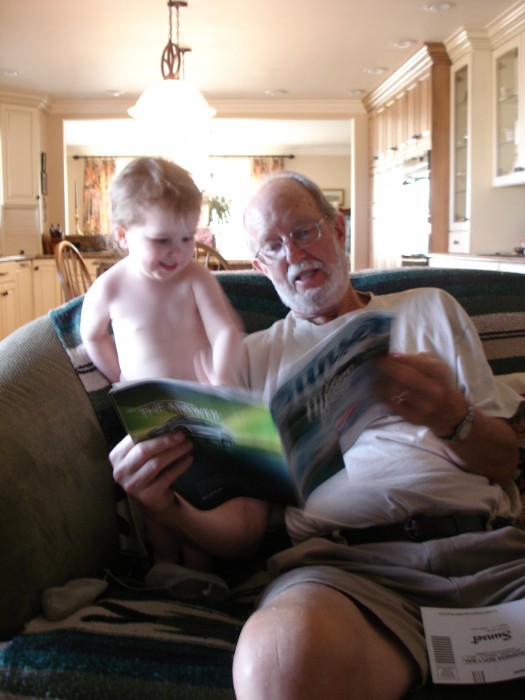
[{"x1": 258, "y1": 219, "x2": 323, "y2": 262}]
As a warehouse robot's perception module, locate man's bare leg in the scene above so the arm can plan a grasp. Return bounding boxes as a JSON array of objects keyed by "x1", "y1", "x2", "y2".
[{"x1": 233, "y1": 582, "x2": 417, "y2": 700}]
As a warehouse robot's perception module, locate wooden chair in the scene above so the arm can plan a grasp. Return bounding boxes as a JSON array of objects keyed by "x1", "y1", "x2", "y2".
[
  {"x1": 194, "y1": 241, "x2": 231, "y2": 270},
  {"x1": 54, "y1": 240, "x2": 93, "y2": 301}
]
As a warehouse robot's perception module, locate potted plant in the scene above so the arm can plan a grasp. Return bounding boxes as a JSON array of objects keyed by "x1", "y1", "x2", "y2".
[{"x1": 207, "y1": 194, "x2": 231, "y2": 226}]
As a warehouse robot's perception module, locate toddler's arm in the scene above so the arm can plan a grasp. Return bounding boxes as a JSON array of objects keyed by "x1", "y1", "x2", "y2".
[
  {"x1": 80, "y1": 279, "x2": 121, "y2": 383},
  {"x1": 191, "y1": 266, "x2": 243, "y2": 386}
]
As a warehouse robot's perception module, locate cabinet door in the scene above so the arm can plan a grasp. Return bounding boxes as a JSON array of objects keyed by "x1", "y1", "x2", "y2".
[
  {"x1": 84, "y1": 258, "x2": 100, "y2": 281},
  {"x1": 451, "y1": 63, "x2": 469, "y2": 230},
  {"x1": 417, "y1": 75, "x2": 432, "y2": 139},
  {"x1": 394, "y1": 93, "x2": 407, "y2": 151},
  {"x1": 15, "y1": 260, "x2": 34, "y2": 327},
  {"x1": 32, "y1": 260, "x2": 64, "y2": 317},
  {"x1": 0, "y1": 104, "x2": 42, "y2": 255},
  {"x1": 375, "y1": 107, "x2": 387, "y2": 160},
  {"x1": 0, "y1": 105, "x2": 39, "y2": 205},
  {"x1": 0, "y1": 277, "x2": 17, "y2": 340},
  {"x1": 493, "y1": 39, "x2": 524, "y2": 185}
]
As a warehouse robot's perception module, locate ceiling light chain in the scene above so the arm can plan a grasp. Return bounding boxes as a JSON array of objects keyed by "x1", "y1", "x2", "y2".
[{"x1": 161, "y1": 1, "x2": 189, "y2": 81}]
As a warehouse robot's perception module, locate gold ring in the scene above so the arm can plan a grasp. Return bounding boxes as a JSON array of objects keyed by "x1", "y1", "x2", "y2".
[{"x1": 394, "y1": 390, "x2": 410, "y2": 405}]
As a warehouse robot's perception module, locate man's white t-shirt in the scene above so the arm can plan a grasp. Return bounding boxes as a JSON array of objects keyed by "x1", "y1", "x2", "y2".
[{"x1": 239, "y1": 287, "x2": 523, "y2": 541}]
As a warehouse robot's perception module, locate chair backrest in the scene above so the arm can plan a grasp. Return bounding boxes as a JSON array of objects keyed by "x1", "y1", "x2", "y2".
[
  {"x1": 194, "y1": 241, "x2": 231, "y2": 270},
  {"x1": 54, "y1": 240, "x2": 93, "y2": 301}
]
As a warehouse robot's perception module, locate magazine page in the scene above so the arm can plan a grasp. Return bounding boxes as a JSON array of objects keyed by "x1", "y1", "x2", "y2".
[
  {"x1": 422, "y1": 600, "x2": 525, "y2": 684},
  {"x1": 110, "y1": 379, "x2": 295, "y2": 509},
  {"x1": 270, "y1": 311, "x2": 393, "y2": 506}
]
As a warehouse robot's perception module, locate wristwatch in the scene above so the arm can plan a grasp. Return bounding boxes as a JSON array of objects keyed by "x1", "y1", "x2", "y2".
[{"x1": 441, "y1": 404, "x2": 475, "y2": 443}]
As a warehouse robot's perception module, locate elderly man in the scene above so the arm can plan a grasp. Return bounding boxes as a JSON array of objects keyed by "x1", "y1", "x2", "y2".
[{"x1": 110, "y1": 172, "x2": 525, "y2": 700}]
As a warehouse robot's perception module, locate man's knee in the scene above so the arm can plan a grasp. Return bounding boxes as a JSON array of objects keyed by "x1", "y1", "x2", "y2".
[
  {"x1": 233, "y1": 586, "x2": 366, "y2": 699},
  {"x1": 233, "y1": 583, "x2": 417, "y2": 700}
]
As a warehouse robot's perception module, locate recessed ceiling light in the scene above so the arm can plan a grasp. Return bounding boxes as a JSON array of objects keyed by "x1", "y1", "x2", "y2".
[
  {"x1": 265, "y1": 89, "x2": 288, "y2": 96},
  {"x1": 0, "y1": 69, "x2": 20, "y2": 77},
  {"x1": 106, "y1": 90, "x2": 125, "y2": 97},
  {"x1": 363, "y1": 67, "x2": 388, "y2": 75},
  {"x1": 393, "y1": 39, "x2": 417, "y2": 50},
  {"x1": 346, "y1": 89, "x2": 366, "y2": 98},
  {"x1": 423, "y1": 2, "x2": 455, "y2": 12}
]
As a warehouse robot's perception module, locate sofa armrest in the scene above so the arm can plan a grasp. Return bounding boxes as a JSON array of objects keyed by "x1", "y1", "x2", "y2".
[{"x1": 0, "y1": 315, "x2": 119, "y2": 639}]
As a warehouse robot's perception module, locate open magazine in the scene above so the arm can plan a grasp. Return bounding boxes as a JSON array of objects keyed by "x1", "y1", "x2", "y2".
[{"x1": 110, "y1": 310, "x2": 393, "y2": 510}]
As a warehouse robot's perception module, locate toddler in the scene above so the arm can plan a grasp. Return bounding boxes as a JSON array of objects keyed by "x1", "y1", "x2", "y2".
[{"x1": 81, "y1": 157, "x2": 242, "y2": 574}]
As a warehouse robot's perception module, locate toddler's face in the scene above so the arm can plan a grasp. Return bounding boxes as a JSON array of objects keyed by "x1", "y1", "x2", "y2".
[{"x1": 122, "y1": 203, "x2": 199, "y2": 281}]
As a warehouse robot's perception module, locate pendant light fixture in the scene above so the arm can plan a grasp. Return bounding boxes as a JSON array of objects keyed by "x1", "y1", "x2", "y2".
[{"x1": 128, "y1": 1, "x2": 216, "y2": 124}]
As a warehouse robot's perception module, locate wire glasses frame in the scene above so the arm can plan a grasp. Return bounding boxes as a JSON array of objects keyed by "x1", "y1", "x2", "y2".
[{"x1": 255, "y1": 216, "x2": 327, "y2": 264}]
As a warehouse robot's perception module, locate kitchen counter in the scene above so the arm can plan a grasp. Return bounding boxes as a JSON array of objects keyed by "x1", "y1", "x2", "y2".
[
  {"x1": 427, "y1": 253, "x2": 525, "y2": 273},
  {"x1": 0, "y1": 255, "x2": 31, "y2": 263},
  {"x1": 0, "y1": 251, "x2": 122, "y2": 263}
]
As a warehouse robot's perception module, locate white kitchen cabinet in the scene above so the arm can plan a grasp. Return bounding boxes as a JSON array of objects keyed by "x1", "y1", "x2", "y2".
[
  {"x1": 493, "y1": 37, "x2": 524, "y2": 186},
  {"x1": 0, "y1": 264, "x2": 17, "y2": 339},
  {"x1": 32, "y1": 258, "x2": 63, "y2": 317},
  {"x1": 451, "y1": 62, "x2": 469, "y2": 230},
  {"x1": 428, "y1": 254, "x2": 525, "y2": 273},
  {"x1": 15, "y1": 259, "x2": 34, "y2": 328},
  {"x1": 84, "y1": 258, "x2": 101, "y2": 281},
  {"x1": 428, "y1": 254, "x2": 500, "y2": 271},
  {"x1": 446, "y1": 30, "x2": 510, "y2": 254},
  {"x1": 0, "y1": 103, "x2": 42, "y2": 256},
  {"x1": 0, "y1": 259, "x2": 36, "y2": 339}
]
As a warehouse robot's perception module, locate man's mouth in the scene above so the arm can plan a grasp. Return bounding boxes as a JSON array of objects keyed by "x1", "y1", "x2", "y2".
[{"x1": 289, "y1": 263, "x2": 325, "y2": 287}]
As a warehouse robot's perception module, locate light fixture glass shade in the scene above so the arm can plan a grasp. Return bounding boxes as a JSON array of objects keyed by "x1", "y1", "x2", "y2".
[{"x1": 128, "y1": 78, "x2": 216, "y2": 123}]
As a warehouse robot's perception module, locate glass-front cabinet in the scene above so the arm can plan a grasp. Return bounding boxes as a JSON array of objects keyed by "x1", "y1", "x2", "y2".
[
  {"x1": 452, "y1": 63, "x2": 469, "y2": 228},
  {"x1": 493, "y1": 40, "x2": 524, "y2": 186}
]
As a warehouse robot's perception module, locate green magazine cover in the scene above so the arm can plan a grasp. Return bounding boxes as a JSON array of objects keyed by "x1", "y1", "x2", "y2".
[{"x1": 110, "y1": 379, "x2": 295, "y2": 509}]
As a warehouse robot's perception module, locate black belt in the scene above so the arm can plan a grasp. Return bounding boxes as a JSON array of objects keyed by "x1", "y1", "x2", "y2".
[{"x1": 335, "y1": 514, "x2": 521, "y2": 546}]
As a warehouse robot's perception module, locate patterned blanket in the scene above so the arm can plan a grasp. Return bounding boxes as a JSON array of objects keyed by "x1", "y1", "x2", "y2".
[{"x1": 0, "y1": 589, "x2": 248, "y2": 699}]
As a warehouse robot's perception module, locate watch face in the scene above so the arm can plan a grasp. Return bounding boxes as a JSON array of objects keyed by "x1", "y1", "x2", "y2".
[
  {"x1": 458, "y1": 420, "x2": 472, "y2": 441},
  {"x1": 456, "y1": 406, "x2": 475, "y2": 442}
]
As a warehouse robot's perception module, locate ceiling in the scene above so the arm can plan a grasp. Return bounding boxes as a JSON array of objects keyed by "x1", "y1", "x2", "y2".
[{"x1": 0, "y1": 0, "x2": 520, "y2": 156}]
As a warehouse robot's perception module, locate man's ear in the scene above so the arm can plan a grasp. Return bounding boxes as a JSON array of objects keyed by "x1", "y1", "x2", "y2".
[
  {"x1": 252, "y1": 257, "x2": 270, "y2": 277},
  {"x1": 334, "y1": 213, "x2": 346, "y2": 246}
]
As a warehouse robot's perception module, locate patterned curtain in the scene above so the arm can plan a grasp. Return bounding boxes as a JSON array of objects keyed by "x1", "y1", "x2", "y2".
[
  {"x1": 82, "y1": 158, "x2": 116, "y2": 235},
  {"x1": 250, "y1": 156, "x2": 285, "y2": 180}
]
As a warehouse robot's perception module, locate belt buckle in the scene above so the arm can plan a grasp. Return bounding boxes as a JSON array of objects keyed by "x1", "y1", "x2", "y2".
[{"x1": 403, "y1": 517, "x2": 427, "y2": 542}]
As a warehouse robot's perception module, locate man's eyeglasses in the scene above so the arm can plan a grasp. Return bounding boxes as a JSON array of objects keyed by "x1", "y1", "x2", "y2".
[{"x1": 255, "y1": 217, "x2": 327, "y2": 264}]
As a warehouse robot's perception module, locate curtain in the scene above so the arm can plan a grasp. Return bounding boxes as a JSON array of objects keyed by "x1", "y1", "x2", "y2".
[
  {"x1": 82, "y1": 158, "x2": 116, "y2": 235},
  {"x1": 250, "y1": 156, "x2": 285, "y2": 180}
]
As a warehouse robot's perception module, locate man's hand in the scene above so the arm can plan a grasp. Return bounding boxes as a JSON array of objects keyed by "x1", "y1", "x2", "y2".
[
  {"x1": 376, "y1": 352, "x2": 519, "y2": 483},
  {"x1": 109, "y1": 431, "x2": 193, "y2": 519},
  {"x1": 376, "y1": 352, "x2": 469, "y2": 437}
]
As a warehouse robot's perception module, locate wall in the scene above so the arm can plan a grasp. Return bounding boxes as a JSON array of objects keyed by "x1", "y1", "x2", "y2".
[{"x1": 291, "y1": 155, "x2": 351, "y2": 208}]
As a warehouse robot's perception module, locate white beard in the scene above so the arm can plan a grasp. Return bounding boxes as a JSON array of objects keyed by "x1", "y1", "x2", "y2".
[{"x1": 273, "y1": 253, "x2": 349, "y2": 317}]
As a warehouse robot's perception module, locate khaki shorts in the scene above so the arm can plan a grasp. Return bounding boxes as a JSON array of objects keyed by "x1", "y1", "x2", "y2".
[{"x1": 259, "y1": 527, "x2": 525, "y2": 688}]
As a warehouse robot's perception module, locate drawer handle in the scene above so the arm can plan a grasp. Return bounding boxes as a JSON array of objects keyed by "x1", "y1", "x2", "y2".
[{"x1": 0, "y1": 271, "x2": 8, "y2": 277}]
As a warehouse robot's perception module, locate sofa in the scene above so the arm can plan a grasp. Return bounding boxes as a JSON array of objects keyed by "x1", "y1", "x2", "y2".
[{"x1": 1, "y1": 266, "x2": 525, "y2": 699}]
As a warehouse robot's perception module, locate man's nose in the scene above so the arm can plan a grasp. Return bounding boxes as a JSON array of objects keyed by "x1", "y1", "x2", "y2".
[{"x1": 283, "y1": 238, "x2": 306, "y2": 263}]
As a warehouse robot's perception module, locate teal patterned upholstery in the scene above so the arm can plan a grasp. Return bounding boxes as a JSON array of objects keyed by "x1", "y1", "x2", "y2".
[{"x1": 216, "y1": 268, "x2": 525, "y2": 375}]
